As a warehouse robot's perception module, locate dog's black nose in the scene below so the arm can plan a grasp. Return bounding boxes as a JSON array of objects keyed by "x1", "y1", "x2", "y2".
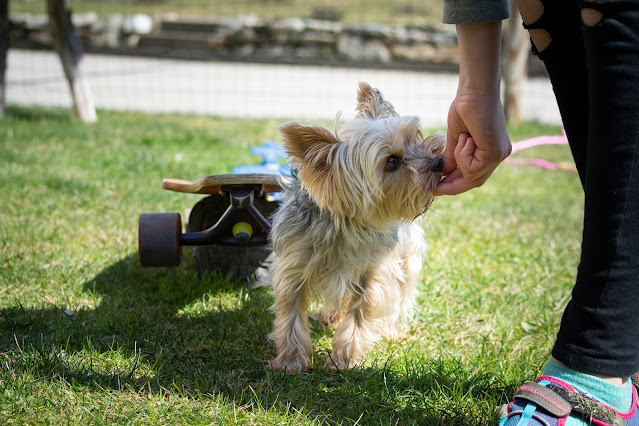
[{"x1": 430, "y1": 157, "x2": 443, "y2": 173}]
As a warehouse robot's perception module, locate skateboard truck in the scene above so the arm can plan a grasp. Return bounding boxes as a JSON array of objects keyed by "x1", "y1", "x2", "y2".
[{"x1": 138, "y1": 174, "x2": 280, "y2": 268}]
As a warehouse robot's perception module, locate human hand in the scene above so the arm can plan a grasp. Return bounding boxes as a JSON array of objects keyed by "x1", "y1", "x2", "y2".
[{"x1": 436, "y1": 87, "x2": 511, "y2": 196}]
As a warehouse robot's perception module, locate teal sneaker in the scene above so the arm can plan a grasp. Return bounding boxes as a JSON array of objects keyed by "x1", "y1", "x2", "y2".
[{"x1": 499, "y1": 374, "x2": 639, "y2": 426}]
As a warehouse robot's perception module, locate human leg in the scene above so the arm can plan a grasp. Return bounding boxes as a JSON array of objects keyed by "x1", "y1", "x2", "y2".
[
  {"x1": 515, "y1": 0, "x2": 639, "y2": 382},
  {"x1": 551, "y1": 0, "x2": 639, "y2": 379},
  {"x1": 501, "y1": 0, "x2": 639, "y2": 423},
  {"x1": 517, "y1": 0, "x2": 590, "y2": 187}
]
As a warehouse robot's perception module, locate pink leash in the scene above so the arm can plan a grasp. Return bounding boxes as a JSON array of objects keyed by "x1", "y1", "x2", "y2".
[{"x1": 505, "y1": 130, "x2": 577, "y2": 173}]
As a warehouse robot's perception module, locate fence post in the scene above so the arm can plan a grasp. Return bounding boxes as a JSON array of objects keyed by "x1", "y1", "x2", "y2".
[
  {"x1": 503, "y1": 0, "x2": 529, "y2": 124},
  {"x1": 0, "y1": 0, "x2": 8, "y2": 118},
  {"x1": 47, "y1": 0, "x2": 97, "y2": 122}
]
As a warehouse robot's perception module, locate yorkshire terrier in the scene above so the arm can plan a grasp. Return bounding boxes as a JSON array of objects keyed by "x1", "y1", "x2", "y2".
[{"x1": 267, "y1": 82, "x2": 445, "y2": 372}]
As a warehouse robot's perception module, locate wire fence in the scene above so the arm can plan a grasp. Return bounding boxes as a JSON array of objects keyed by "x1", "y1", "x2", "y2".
[{"x1": 5, "y1": 1, "x2": 561, "y2": 127}]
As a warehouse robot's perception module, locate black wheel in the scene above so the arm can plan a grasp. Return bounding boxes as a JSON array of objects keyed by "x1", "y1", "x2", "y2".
[
  {"x1": 138, "y1": 212, "x2": 183, "y2": 267},
  {"x1": 187, "y1": 194, "x2": 279, "y2": 282}
]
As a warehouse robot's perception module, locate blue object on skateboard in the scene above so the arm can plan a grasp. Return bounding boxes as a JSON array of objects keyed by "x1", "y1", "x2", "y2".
[
  {"x1": 232, "y1": 140, "x2": 288, "y2": 200},
  {"x1": 250, "y1": 140, "x2": 287, "y2": 166},
  {"x1": 231, "y1": 140, "x2": 287, "y2": 175}
]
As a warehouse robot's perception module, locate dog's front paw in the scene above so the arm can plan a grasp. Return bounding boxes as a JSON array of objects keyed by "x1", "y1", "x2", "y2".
[{"x1": 270, "y1": 355, "x2": 310, "y2": 374}]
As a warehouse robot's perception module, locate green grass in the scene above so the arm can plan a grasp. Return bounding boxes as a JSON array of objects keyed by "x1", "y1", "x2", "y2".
[
  {"x1": 10, "y1": 0, "x2": 444, "y2": 26},
  {"x1": 0, "y1": 106, "x2": 580, "y2": 424}
]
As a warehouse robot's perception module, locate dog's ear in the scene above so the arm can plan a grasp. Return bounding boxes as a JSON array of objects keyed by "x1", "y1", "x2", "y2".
[
  {"x1": 278, "y1": 121, "x2": 340, "y2": 168},
  {"x1": 356, "y1": 82, "x2": 398, "y2": 119}
]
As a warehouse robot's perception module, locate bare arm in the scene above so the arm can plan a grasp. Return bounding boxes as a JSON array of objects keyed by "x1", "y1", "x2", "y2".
[{"x1": 436, "y1": 21, "x2": 512, "y2": 196}]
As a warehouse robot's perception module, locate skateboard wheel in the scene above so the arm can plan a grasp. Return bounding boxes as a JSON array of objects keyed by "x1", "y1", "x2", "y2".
[{"x1": 138, "y1": 212, "x2": 183, "y2": 267}]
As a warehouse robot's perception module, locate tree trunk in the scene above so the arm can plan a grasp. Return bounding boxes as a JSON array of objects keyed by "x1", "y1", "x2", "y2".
[
  {"x1": 0, "y1": 0, "x2": 8, "y2": 118},
  {"x1": 503, "y1": 0, "x2": 530, "y2": 124},
  {"x1": 47, "y1": 0, "x2": 97, "y2": 122}
]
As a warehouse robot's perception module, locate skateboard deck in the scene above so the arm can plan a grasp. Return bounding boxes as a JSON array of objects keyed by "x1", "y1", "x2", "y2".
[{"x1": 162, "y1": 173, "x2": 282, "y2": 195}]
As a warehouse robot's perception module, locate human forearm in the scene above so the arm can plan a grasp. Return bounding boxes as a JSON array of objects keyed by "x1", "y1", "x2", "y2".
[{"x1": 456, "y1": 21, "x2": 503, "y2": 94}]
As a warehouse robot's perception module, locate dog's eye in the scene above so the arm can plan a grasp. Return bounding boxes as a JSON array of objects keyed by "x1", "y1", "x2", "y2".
[{"x1": 385, "y1": 155, "x2": 401, "y2": 171}]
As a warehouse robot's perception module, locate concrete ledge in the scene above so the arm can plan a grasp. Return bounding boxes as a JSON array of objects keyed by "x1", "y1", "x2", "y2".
[{"x1": 8, "y1": 12, "x2": 547, "y2": 76}]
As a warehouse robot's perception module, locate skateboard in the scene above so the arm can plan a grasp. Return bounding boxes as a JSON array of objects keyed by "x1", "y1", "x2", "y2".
[{"x1": 138, "y1": 173, "x2": 282, "y2": 282}]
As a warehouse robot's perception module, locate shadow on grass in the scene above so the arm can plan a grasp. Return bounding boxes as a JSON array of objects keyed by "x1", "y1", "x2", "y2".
[
  {"x1": 5, "y1": 106, "x2": 75, "y2": 123},
  {"x1": 0, "y1": 252, "x2": 515, "y2": 424}
]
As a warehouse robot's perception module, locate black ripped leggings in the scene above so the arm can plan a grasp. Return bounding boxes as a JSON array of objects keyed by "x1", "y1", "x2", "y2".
[{"x1": 518, "y1": 0, "x2": 639, "y2": 377}]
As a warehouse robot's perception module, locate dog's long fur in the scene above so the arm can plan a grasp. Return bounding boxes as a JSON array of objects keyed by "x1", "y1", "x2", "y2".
[{"x1": 267, "y1": 82, "x2": 445, "y2": 372}]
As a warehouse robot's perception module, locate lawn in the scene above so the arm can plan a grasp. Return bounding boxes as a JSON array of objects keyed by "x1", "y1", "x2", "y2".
[{"x1": 0, "y1": 107, "x2": 582, "y2": 424}]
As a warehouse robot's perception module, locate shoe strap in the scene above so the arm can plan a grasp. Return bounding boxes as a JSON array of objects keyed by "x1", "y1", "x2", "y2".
[
  {"x1": 513, "y1": 381, "x2": 626, "y2": 426},
  {"x1": 547, "y1": 384, "x2": 626, "y2": 426},
  {"x1": 513, "y1": 381, "x2": 571, "y2": 417}
]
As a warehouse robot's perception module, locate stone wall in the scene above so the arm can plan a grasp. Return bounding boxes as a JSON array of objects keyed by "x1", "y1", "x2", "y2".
[{"x1": 9, "y1": 12, "x2": 460, "y2": 70}]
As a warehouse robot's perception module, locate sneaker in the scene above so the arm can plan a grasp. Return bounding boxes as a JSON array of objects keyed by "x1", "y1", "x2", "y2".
[{"x1": 499, "y1": 374, "x2": 639, "y2": 426}]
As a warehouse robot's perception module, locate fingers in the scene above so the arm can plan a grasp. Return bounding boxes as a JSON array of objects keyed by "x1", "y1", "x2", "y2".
[
  {"x1": 442, "y1": 132, "x2": 475, "y2": 176},
  {"x1": 455, "y1": 134, "x2": 484, "y2": 181},
  {"x1": 450, "y1": 133, "x2": 482, "y2": 181},
  {"x1": 442, "y1": 132, "x2": 460, "y2": 176},
  {"x1": 437, "y1": 131, "x2": 498, "y2": 196},
  {"x1": 435, "y1": 164, "x2": 497, "y2": 196},
  {"x1": 453, "y1": 133, "x2": 510, "y2": 181}
]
